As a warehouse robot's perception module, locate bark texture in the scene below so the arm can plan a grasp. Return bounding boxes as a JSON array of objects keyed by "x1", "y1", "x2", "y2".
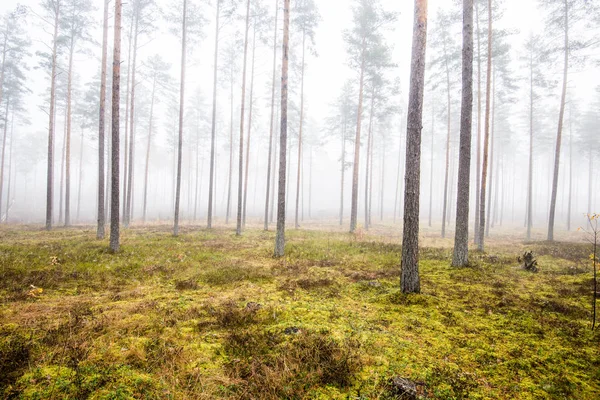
[
  {"x1": 401, "y1": 0, "x2": 428, "y2": 294},
  {"x1": 110, "y1": 0, "x2": 122, "y2": 252},
  {"x1": 97, "y1": 0, "x2": 109, "y2": 239}
]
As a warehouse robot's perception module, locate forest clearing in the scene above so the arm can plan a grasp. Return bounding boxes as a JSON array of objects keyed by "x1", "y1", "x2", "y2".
[{"x1": 1, "y1": 224, "x2": 598, "y2": 399}]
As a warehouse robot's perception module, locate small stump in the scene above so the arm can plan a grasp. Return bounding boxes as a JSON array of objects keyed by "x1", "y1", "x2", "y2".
[{"x1": 518, "y1": 250, "x2": 538, "y2": 272}]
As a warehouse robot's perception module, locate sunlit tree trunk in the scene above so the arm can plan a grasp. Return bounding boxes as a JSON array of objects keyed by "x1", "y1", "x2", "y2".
[
  {"x1": 401, "y1": 0, "x2": 428, "y2": 294},
  {"x1": 274, "y1": 0, "x2": 290, "y2": 257}
]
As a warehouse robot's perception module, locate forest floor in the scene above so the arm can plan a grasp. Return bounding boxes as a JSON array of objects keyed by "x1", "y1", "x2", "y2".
[{"x1": 0, "y1": 222, "x2": 598, "y2": 399}]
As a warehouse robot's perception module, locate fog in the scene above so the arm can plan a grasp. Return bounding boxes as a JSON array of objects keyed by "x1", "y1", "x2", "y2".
[{"x1": 0, "y1": 0, "x2": 598, "y2": 241}]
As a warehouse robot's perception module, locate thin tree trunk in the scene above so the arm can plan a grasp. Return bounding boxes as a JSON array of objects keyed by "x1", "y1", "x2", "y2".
[
  {"x1": 46, "y1": 2, "x2": 60, "y2": 231},
  {"x1": 271, "y1": 102, "x2": 279, "y2": 223},
  {"x1": 110, "y1": 0, "x2": 122, "y2": 252},
  {"x1": 4, "y1": 112, "x2": 13, "y2": 222},
  {"x1": 380, "y1": 145, "x2": 384, "y2": 221},
  {"x1": 264, "y1": 0, "x2": 279, "y2": 231},
  {"x1": 474, "y1": 0, "x2": 482, "y2": 244},
  {"x1": 295, "y1": 29, "x2": 306, "y2": 229},
  {"x1": 0, "y1": 99, "x2": 8, "y2": 220},
  {"x1": 477, "y1": 0, "x2": 492, "y2": 251},
  {"x1": 589, "y1": 147, "x2": 593, "y2": 214},
  {"x1": 365, "y1": 86, "x2": 375, "y2": 230},
  {"x1": 173, "y1": 0, "x2": 187, "y2": 236},
  {"x1": 97, "y1": 0, "x2": 109, "y2": 238},
  {"x1": 143, "y1": 76, "x2": 156, "y2": 223},
  {"x1": 350, "y1": 40, "x2": 366, "y2": 234},
  {"x1": 207, "y1": 0, "x2": 221, "y2": 228},
  {"x1": 226, "y1": 59, "x2": 234, "y2": 224},
  {"x1": 401, "y1": 0, "x2": 428, "y2": 294},
  {"x1": 547, "y1": 0, "x2": 568, "y2": 241},
  {"x1": 59, "y1": 107, "x2": 66, "y2": 225},
  {"x1": 441, "y1": 44, "x2": 452, "y2": 238},
  {"x1": 122, "y1": 14, "x2": 133, "y2": 222},
  {"x1": 76, "y1": 126, "x2": 84, "y2": 222},
  {"x1": 429, "y1": 102, "x2": 434, "y2": 227},
  {"x1": 452, "y1": 0, "x2": 474, "y2": 266},
  {"x1": 340, "y1": 116, "x2": 346, "y2": 225},
  {"x1": 126, "y1": 11, "x2": 139, "y2": 227},
  {"x1": 567, "y1": 109, "x2": 572, "y2": 230},
  {"x1": 274, "y1": 0, "x2": 290, "y2": 257},
  {"x1": 527, "y1": 43, "x2": 534, "y2": 240},
  {"x1": 243, "y1": 24, "x2": 257, "y2": 228},
  {"x1": 394, "y1": 126, "x2": 402, "y2": 223},
  {"x1": 486, "y1": 68, "x2": 495, "y2": 237},
  {"x1": 65, "y1": 42, "x2": 74, "y2": 226},
  {"x1": 236, "y1": 0, "x2": 251, "y2": 236},
  {"x1": 309, "y1": 146, "x2": 312, "y2": 218}
]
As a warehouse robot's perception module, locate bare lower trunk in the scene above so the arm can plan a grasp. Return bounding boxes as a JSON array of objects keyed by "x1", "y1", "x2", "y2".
[
  {"x1": 474, "y1": 0, "x2": 482, "y2": 244},
  {"x1": 485, "y1": 69, "x2": 496, "y2": 238},
  {"x1": 364, "y1": 86, "x2": 375, "y2": 230},
  {"x1": 401, "y1": 0, "x2": 428, "y2": 294},
  {"x1": 97, "y1": 0, "x2": 109, "y2": 239},
  {"x1": 125, "y1": 12, "x2": 139, "y2": 227},
  {"x1": 295, "y1": 30, "x2": 306, "y2": 230},
  {"x1": 428, "y1": 102, "x2": 434, "y2": 227},
  {"x1": 350, "y1": 43, "x2": 366, "y2": 233},
  {"x1": 46, "y1": 4, "x2": 60, "y2": 231},
  {"x1": 236, "y1": 0, "x2": 251, "y2": 236},
  {"x1": 264, "y1": 0, "x2": 279, "y2": 231},
  {"x1": 340, "y1": 117, "x2": 346, "y2": 225},
  {"x1": 274, "y1": 0, "x2": 290, "y2": 257},
  {"x1": 76, "y1": 127, "x2": 84, "y2": 222},
  {"x1": 527, "y1": 46, "x2": 534, "y2": 240},
  {"x1": 122, "y1": 14, "x2": 133, "y2": 222},
  {"x1": 173, "y1": 0, "x2": 187, "y2": 236},
  {"x1": 547, "y1": 0, "x2": 568, "y2": 242},
  {"x1": 59, "y1": 107, "x2": 66, "y2": 225},
  {"x1": 451, "y1": 0, "x2": 474, "y2": 267},
  {"x1": 394, "y1": 127, "x2": 402, "y2": 223},
  {"x1": 477, "y1": 0, "x2": 492, "y2": 251},
  {"x1": 65, "y1": 45, "x2": 74, "y2": 226},
  {"x1": 441, "y1": 49, "x2": 452, "y2": 238},
  {"x1": 143, "y1": 77, "x2": 156, "y2": 223},
  {"x1": 207, "y1": 0, "x2": 221, "y2": 228},
  {"x1": 226, "y1": 64, "x2": 234, "y2": 224},
  {"x1": 110, "y1": 0, "x2": 122, "y2": 252},
  {"x1": 243, "y1": 25, "x2": 257, "y2": 228}
]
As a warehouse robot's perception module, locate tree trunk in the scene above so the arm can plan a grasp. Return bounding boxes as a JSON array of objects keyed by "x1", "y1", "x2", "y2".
[
  {"x1": 126, "y1": 11, "x2": 140, "y2": 227},
  {"x1": 474, "y1": 0, "x2": 482, "y2": 244},
  {"x1": 207, "y1": 0, "x2": 221, "y2": 228},
  {"x1": 295, "y1": 29, "x2": 306, "y2": 230},
  {"x1": 527, "y1": 44, "x2": 534, "y2": 240},
  {"x1": 477, "y1": 0, "x2": 492, "y2": 251},
  {"x1": 401, "y1": 0, "x2": 428, "y2": 294},
  {"x1": 452, "y1": 0, "x2": 474, "y2": 266},
  {"x1": 59, "y1": 107, "x2": 66, "y2": 225},
  {"x1": 350, "y1": 41, "x2": 366, "y2": 234},
  {"x1": 143, "y1": 76, "x2": 156, "y2": 223},
  {"x1": 340, "y1": 116, "x2": 346, "y2": 225},
  {"x1": 486, "y1": 67, "x2": 496, "y2": 237},
  {"x1": 226, "y1": 59, "x2": 234, "y2": 224},
  {"x1": 0, "y1": 99, "x2": 8, "y2": 220},
  {"x1": 274, "y1": 0, "x2": 290, "y2": 257},
  {"x1": 76, "y1": 126, "x2": 84, "y2": 222},
  {"x1": 243, "y1": 24, "x2": 257, "y2": 228},
  {"x1": 364, "y1": 86, "x2": 375, "y2": 230},
  {"x1": 4, "y1": 113, "x2": 13, "y2": 222},
  {"x1": 547, "y1": 0, "x2": 568, "y2": 241},
  {"x1": 589, "y1": 147, "x2": 593, "y2": 214},
  {"x1": 441, "y1": 44, "x2": 452, "y2": 238},
  {"x1": 97, "y1": 0, "x2": 109, "y2": 238},
  {"x1": 264, "y1": 0, "x2": 279, "y2": 231},
  {"x1": 65, "y1": 42, "x2": 74, "y2": 226},
  {"x1": 122, "y1": 14, "x2": 133, "y2": 222},
  {"x1": 394, "y1": 125, "x2": 402, "y2": 223},
  {"x1": 567, "y1": 110, "x2": 572, "y2": 230},
  {"x1": 271, "y1": 102, "x2": 279, "y2": 224},
  {"x1": 236, "y1": 0, "x2": 251, "y2": 236},
  {"x1": 46, "y1": 2, "x2": 60, "y2": 231},
  {"x1": 174, "y1": 0, "x2": 187, "y2": 236},
  {"x1": 110, "y1": 0, "x2": 122, "y2": 252},
  {"x1": 428, "y1": 102, "x2": 434, "y2": 227}
]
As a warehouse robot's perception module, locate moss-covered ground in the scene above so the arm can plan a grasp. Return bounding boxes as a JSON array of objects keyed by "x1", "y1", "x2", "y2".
[{"x1": 0, "y1": 224, "x2": 598, "y2": 399}]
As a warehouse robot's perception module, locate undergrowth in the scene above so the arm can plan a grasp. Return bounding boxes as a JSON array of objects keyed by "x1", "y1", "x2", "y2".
[{"x1": 0, "y1": 225, "x2": 598, "y2": 399}]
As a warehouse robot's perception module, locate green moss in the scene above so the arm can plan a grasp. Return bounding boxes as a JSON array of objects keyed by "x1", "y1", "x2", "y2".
[{"x1": 0, "y1": 225, "x2": 598, "y2": 399}]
